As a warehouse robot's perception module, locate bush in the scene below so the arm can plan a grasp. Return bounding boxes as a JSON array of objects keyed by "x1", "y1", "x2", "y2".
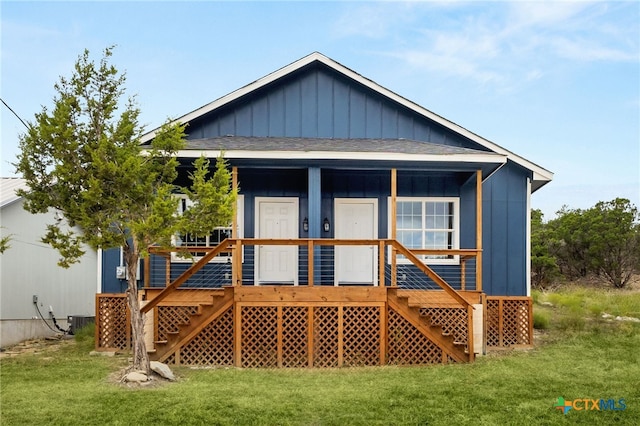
[
  {"x1": 533, "y1": 309, "x2": 550, "y2": 329},
  {"x1": 73, "y1": 322, "x2": 95, "y2": 344},
  {"x1": 557, "y1": 312, "x2": 586, "y2": 332}
]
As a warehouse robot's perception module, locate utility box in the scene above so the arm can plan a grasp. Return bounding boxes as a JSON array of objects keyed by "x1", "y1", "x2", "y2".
[{"x1": 67, "y1": 315, "x2": 95, "y2": 335}]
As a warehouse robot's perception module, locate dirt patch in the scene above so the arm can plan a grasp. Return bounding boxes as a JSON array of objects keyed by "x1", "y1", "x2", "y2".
[
  {"x1": 106, "y1": 366, "x2": 180, "y2": 389},
  {"x1": 0, "y1": 336, "x2": 74, "y2": 358}
]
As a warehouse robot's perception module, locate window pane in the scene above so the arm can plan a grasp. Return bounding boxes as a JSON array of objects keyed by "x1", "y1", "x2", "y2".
[
  {"x1": 425, "y1": 231, "x2": 451, "y2": 249},
  {"x1": 397, "y1": 201, "x2": 422, "y2": 230},
  {"x1": 398, "y1": 230, "x2": 422, "y2": 248},
  {"x1": 184, "y1": 233, "x2": 207, "y2": 246}
]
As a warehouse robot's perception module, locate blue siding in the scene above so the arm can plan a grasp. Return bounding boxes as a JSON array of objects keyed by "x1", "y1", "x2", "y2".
[
  {"x1": 186, "y1": 65, "x2": 486, "y2": 151},
  {"x1": 102, "y1": 249, "x2": 126, "y2": 293},
  {"x1": 284, "y1": 83, "x2": 301, "y2": 136},
  {"x1": 460, "y1": 175, "x2": 478, "y2": 250},
  {"x1": 300, "y1": 73, "x2": 318, "y2": 137},
  {"x1": 482, "y1": 161, "x2": 531, "y2": 296},
  {"x1": 268, "y1": 89, "x2": 285, "y2": 135}
]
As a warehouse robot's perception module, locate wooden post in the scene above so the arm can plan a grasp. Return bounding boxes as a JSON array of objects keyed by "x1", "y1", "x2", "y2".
[
  {"x1": 277, "y1": 306, "x2": 283, "y2": 368},
  {"x1": 165, "y1": 257, "x2": 170, "y2": 287},
  {"x1": 233, "y1": 239, "x2": 243, "y2": 286},
  {"x1": 467, "y1": 304, "x2": 475, "y2": 362},
  {"x1": 498, "y1": 300, "x2": 504, "y2": 347},
  {"x1": 379, "y1": 241, "x2": 385, "y2": 287},
  {"x1": 232, "y1": 166, "x2": 238, "y2": 238},
  {"x1": 527, "y1": 298, "x2": 534, "y2": 346},
  {"x1": 337, "y1": 306, "x2": 344, "y2": 367},
  {"x1": 94, "y1": 294, "x2": 100, "y2": 350},
  {"x1": 476, "y1": 169, "x2": 483, "y2": 292},
  {"x1": 391, "y1": 169, "x2": 398, "y2": 287},
  {"x1": 308, "y1": 240, "x2": 314, "y2": 287},
  {"x1": 482, "y1": 293, "x2": 487, "y2": 355},
  {"x1": 460, "y1": 258, "x2": 466, "y2": 291},
  {"x1": 379, "y1": 304, "x2": 386, "y2": 366},
  {"x1": 234, "y1": 304, "x2": 242, "y2": 367},
  {"x1": 308, "y1": 307, "x2": 314, "y2": 367},
  {"x1": 232, "y1": 167, "x2": 241, "y2": 287}
]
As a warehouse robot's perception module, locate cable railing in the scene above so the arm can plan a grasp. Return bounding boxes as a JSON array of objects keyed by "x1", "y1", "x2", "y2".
[{"x1": 142, "y1": 239, "x2": 480, "y2": 312}]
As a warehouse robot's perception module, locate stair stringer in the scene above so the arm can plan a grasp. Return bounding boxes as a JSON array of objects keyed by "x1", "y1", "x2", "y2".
[{"x1": 387, "y1": 289, "x2": 468, "y2": 363}]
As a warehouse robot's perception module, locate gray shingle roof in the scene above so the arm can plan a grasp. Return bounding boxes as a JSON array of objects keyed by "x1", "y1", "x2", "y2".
[{"x1": 181, "y1": 136, "x2": 498, "y2": 157}]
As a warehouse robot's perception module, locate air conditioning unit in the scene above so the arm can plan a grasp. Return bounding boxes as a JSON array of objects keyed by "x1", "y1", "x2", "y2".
[{"x1": 67, "y1": 315, "x2": 95, "y2": 335}]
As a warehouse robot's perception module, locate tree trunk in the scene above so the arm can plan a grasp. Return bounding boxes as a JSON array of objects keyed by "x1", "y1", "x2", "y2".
[{"x1": 123, "y1": 243, "x2": 150, "y2": 374}]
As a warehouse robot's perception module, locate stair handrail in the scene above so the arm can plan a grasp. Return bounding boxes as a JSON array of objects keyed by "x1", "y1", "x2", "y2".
[
  {"x1": 389, "y1": 240, "x2": 471, "y2": 309},
  {"x1": 142, "y1": 239, "x2": 233, "y2": 313}
]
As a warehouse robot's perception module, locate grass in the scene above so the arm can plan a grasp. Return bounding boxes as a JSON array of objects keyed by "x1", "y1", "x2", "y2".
[{"x1": 2, "y1": 289, "x2": 639, "y2": 425}]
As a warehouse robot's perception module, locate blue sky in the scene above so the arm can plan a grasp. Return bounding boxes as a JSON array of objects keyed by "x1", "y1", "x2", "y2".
[{"x1": 1, "y1": 1, "x2": 638, "y2": 219}]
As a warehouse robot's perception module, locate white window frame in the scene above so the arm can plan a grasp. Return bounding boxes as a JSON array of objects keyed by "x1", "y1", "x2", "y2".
[
  {"x1": 171, "y1": 194, "x2": 244, "y2": 263},
  {"x1": 388, "y1": 197, "x2": 460, "y2": 265}
]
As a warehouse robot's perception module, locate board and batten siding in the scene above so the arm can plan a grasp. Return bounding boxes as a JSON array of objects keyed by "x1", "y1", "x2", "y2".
[
  {"x1": 482, "y1": 161, "x2": 531, "y2": 296},
  {"x1": 185, "y1": 65, "x2": 484, "y2": 152}
]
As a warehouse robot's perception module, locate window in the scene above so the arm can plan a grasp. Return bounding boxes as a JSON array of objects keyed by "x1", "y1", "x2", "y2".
[
  {"x1": 391, "y1": 197, "x2": 459, "y2": 265},
  {"x1": 172, "y1": 194, "x2": 244, "y2": 263}
]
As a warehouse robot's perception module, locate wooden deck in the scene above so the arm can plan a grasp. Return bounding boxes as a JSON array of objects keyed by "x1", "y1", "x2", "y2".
[
  {"x1": 95, "y1": 287, "x2": 533, "y2": 366},
  {"x1": 95, "y1": 238, "x2": 533, "y2": 367}
]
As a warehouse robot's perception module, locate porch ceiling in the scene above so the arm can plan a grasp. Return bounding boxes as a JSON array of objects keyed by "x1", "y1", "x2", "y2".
[{"x1": 169, "y1": 136, "x2": 507, "y2": 176}]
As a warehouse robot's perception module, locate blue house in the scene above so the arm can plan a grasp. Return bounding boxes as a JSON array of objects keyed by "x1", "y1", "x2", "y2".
[{"x1": 97, "y1": 53, "x2": 552, "y2": 367}]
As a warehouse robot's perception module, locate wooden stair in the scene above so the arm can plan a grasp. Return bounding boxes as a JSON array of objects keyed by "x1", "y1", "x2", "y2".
[
  {"x1": 150, "y1": 287, "x2": 234, "y2": 363},
  {"x1": 387, "y1": 288, "x2": 469, "y2": 363}
]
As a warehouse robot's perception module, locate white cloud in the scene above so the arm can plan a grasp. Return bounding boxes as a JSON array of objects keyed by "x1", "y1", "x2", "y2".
[{"x1": 333, "y1": 1, "x2": 639, "y2": 89}]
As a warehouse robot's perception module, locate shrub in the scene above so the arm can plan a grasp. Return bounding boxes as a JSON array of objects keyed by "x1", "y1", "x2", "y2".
[
  {"x1": 533, "y1": 309, "x2": 550, "y2": 329},
  {"x1": 74, "y1": 322, "x2": 95, "y2": 344}
]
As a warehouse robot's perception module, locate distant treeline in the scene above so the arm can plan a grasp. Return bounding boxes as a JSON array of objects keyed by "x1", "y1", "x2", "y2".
[{"x1": 532, "y1": 198, "x2": 640, "y2": 289}]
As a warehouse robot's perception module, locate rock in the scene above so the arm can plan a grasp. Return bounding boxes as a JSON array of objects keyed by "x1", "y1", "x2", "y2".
[
  {"x1": 124, "y1": 371, "x2": 148, "y2": 383},
  {"x1": 540, "y1": 302, "x2": 553, "y2": 307},
  {"x1": 615, "y1": 315, "x2": 640, "y2": 323},
  {"x1": 150, "y1": 361, "x2": 176, "y2": 381},
  {"x1": 89, "y1": 350, "x2": 116, "y2": 357},
  {"x1": 601, "y1": 313, "x2": 614, "y2": 319}
]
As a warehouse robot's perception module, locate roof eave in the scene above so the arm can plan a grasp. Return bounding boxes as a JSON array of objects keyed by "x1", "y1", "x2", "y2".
[{"x1": 171, "y1": 149, "x2": 507, "y2": 165}]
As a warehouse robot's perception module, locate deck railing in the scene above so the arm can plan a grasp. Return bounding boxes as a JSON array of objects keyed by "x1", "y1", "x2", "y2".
[{"x1": 142, "y1": 239, "x2": 479, "y2": 311}]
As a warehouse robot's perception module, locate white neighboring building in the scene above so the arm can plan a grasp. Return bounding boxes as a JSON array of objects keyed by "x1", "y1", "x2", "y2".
[{"x1": 0, "y1": 178, "x2": 98, "y2": 347}]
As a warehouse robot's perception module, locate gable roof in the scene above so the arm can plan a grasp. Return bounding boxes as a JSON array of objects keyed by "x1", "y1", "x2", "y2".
[
  {"x1": 141, "y1": 52, "x2": 553, "y2": 191},
  {"x1": 0, "y1": 178, "x2": 28, "y2": 208}
]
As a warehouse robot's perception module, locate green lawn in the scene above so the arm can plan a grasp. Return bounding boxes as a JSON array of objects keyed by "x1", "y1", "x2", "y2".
[{"x1": 1, "y1": 288, "x2": 639, "y2": 425}]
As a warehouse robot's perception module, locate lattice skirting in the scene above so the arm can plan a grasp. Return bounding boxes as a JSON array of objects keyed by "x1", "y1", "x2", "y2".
[
  {"x1": 95, "y1": 294, "x2": 130, "y2": 350},
  {"x1": 177, "y1": 307, "x2": 234, "y2": 365},
  {"x1": 162, "y1": 304, "x2": 455, "y2": 367},
  {"x1": 387, "y1": 308, "x2": 443, "y2": 364},
  {"x1": 419, "y1": 307, "x2": 468, "y2": 350},
  {"x1": 486, "y1": 297, "x2": 533, "y2": 348},
  {"x1": 238, "y1": 305, "x2": 383, "y2": 368},
  {"x1": 95, "y1": 294, "x2": 478, "y2": 365},
  {"x1": 157, "y1": 305, "x2": 199, "y2": 342}
]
